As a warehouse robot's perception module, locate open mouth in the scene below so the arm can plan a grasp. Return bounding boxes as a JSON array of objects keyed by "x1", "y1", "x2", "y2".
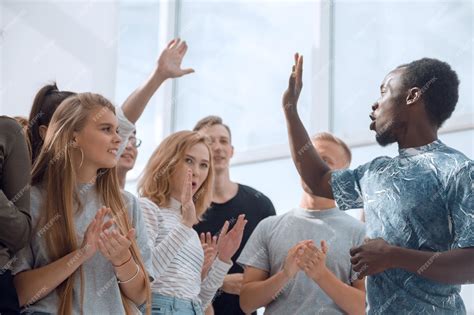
[
  {"x1": 108, "y1": 149, "x2": 118, "y2": 155},
  {"x1": 192, "y1": 182, "x2": 197, "y2": 189},
  {"x1": 369, "y1": 114, "x2": 376, "y2": 131}
]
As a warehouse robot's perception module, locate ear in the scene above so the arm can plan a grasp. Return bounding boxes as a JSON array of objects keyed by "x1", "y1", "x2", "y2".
[
  {"x1": 406, "y1": 87, "x2": 422, "y2": 106},
  {"x1": 71, "y1": 131, "x2": 80, "y2": 148},
  {"x1": 230, "y1": 145, "x2": 235, "y2": 159},
  {"x1": 38, "y1": 125, "x2": 48, "y2": 140}
]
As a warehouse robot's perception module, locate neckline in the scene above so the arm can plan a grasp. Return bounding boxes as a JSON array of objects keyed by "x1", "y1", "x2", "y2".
[{"x1": 398, "y1": 139, "x2": 443, "y2": 157}]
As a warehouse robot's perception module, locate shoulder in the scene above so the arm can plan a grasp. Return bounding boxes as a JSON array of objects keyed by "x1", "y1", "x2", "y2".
[
  {"x1": 238, "y1": 184, "x2": 274, "y2": 207},
  {"x1": 0, "y1": 116, "x2": 22, "y2": 131}
]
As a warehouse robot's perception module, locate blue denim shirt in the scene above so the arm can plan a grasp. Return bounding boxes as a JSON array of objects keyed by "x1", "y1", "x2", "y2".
[{"x1": 331, "y1": 140, "x2": 473, "y2": 314}]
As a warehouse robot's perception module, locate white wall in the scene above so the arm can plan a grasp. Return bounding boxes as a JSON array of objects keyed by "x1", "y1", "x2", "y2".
[{"x1": 0, "y1": 1, "x2": 119, "y2": 117}]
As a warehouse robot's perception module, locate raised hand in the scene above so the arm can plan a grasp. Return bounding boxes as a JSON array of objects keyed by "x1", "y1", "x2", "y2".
[
  {"x1": 201, "y1": 232, "x2": 218, "y2": 280},
  {"x1": 98, "y1": 227, "x2": 135, "y2": 267},
  {"x1": 282, "y1": 53, "x2": 303, "y2": 111},
  {"x1": 282, "y1": 240, "x2": 309, "y2": 279},
  {"x1": 80, "y1": 206, "x2": 111, "y2": 260},
  {"x1": 157, "y1": 38, "x2": 195, "y2": 79},
  {"x1": 216, "y1": 214, "x2": 248, "y2": 263},
  {"x1": 181, "y1": 169, "x2": 198, "y2": 227},
  {"x1": 296, "y1": 240, "x2": 329, "y2": 282}
]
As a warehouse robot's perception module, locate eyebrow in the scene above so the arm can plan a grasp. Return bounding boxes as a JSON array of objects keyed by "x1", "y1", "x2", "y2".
[
  {"x1": 186, "y1": 154, "x2": 209, "y2": 164},
  {"x1": 98, "y1": 122, "x2": 119, "y2": 128}
]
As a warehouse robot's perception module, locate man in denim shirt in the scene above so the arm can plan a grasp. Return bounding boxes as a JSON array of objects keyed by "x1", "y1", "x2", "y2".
[{"x1": 281, "y1": 54, "x2": 473, "y2": 314}]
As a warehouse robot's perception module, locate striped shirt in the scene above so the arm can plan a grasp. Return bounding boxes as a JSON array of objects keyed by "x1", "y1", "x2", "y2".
[{"x1": 139, "y1": 197, "x2": 232, "y2": 308}]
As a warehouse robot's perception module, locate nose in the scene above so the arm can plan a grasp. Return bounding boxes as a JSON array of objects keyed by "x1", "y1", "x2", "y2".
[
  {"x1": 113, "y1": 132, "x2": 122, "y2": 145},
  {"x1": 125, "y1": 140, "x2": 133, "y2": 151}
]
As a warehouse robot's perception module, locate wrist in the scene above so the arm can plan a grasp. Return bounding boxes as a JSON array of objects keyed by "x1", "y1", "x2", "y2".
[
  {"x1": 312, "y1": 266, "x2": 331, "y2": 283},
  {"x1": 153, "y1": 67, "x2": 169, "y2": 83},
  {"x1": 113, "y1": 252, "x2": 133, "y2": 268},
  {"x1": 387, "y1": 245, "x2": 401, "y2": 269},
  {"x1": 217, "y1": 253, "x2": 232, "y2": 264}
]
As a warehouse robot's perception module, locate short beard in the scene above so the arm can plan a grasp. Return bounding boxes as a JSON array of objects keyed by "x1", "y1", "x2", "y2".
[{"x1": 375, "y1": 120, "x2": 401, "y2": 147}]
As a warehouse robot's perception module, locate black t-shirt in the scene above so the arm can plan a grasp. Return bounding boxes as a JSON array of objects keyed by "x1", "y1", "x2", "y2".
[{"x1": 194, "y1": 184, "x2": 276, "y2": 315}]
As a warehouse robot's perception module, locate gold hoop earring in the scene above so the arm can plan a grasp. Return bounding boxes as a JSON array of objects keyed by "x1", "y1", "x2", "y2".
[{"x1": 79, "y1": 148, "x2": 84, "y2": 168}]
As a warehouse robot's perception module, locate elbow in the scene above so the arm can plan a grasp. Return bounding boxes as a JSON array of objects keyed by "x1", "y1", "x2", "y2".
[
  {"x1": 239, "y1": 288, "x2": 256, "y2": 314},
  {"x1": 13, "y1": 274, "x2": 29, "y2": 307},
  {"x1": 4, "y1": 216, "x2": 32, "y2": 253}
]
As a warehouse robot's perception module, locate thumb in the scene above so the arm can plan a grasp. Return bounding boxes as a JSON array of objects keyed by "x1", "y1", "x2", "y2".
[{"x1": 181, "y1": 68, "x2": 195, "y2": 75}]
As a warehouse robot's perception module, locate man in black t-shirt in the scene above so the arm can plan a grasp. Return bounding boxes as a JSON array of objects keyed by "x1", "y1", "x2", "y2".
[{"x1": 193, "y1": 116, "x2": 276, "y2": 315}]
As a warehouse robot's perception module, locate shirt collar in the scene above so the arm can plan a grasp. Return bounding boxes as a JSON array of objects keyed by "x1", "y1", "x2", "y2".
[{"x1": 398, "y1": 139, "x2": 444, "y2": 157}]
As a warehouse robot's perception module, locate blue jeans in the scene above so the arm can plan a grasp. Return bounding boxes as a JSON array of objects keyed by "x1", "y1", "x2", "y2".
[{"x1": 151, "y1": 293, "x2": 203, "y2": 315}]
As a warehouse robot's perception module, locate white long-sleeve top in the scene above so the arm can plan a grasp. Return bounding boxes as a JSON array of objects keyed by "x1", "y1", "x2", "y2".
[{"x1": 139, "y1": 197, "x2": 232, "y2": 308}]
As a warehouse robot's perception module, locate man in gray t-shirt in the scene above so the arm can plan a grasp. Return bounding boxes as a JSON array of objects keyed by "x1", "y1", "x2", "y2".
[{"x1": 238, "y1": 133, "x2": 366, "y2": 315}]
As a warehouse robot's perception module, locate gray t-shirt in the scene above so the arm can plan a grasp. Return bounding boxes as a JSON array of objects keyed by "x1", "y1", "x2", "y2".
[
  {"x1": 12, "y1": 185, "x2": 153, "y2": 314},
  {"x1": 237, "y1": 207, "x2": 365, "y2": 315}
]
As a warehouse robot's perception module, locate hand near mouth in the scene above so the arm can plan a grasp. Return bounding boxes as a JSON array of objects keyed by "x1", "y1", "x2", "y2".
[{"x1": 181, "y1": 169, "x2": 198, "y2": 227}]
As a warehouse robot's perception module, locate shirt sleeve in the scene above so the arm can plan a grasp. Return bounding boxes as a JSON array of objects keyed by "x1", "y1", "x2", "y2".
[
  {"x1": 237, "y1": 218, "x2": 271, "y2": 272},
  {"x1": 330, "y1": 162, "x2": 373, "y2": 211},
  {"x1": 198, "y1": 258, "x2": 232, "y2": 308},
  {"x1": 447, "y1": 161, "x2": 474, "y2": 249},
  {"x1": 0, "y1": 117, "x2": 32, "y2": 254},
  {"x1": 139, "y1": 198, "x2": 197, "y2": 278},
  {"x1": 124, "y1": 192, "x2": 155, "y2": 282},
  {"x1": 115, "y1": 106, "x2": 135, "y2": 157}
]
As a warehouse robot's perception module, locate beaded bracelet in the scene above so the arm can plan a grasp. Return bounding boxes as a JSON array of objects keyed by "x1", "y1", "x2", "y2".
[{"x1": 117, "y1": 264, "x2": 140, "y2": 284}]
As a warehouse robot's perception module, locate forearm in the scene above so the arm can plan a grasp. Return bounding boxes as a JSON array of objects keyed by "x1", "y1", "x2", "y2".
[
  {"x1": 283, "y1": 107, "x2": 332, "y2": 198},
  {"x1": 199, "y1": 259, "x2": 232, "y2": 308},
  {"x1": 0, "y1": 191, "x2": 32, "y2": 252},
  {"x1": 115, "y1": 258, "x2": 147, "y2": 305},
  {"x1": 240, "y1": 270, "x2": 291, "y2": 313},
  {"x1": 315, "y1": 269, "x2": 365, "y2": 315},
  {"x1": 390, "y1": 246, "x2": 474, "y2": 285},
  {"x1": 13, "y1": 248, "x2": 87, "y2": 307},
  {"x1": 121, "y1": 69, "x2": 167, "y2": 124}
]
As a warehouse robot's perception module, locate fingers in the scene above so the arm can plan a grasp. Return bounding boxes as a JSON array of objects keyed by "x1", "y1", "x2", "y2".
[
  {"x1": 321, "y1": 240, "x2": 328, "y2": 254},
  {"x1": 181, "y1": 169, "x2": 193, "y2": 204},
  {"x1": 180, "y1": 68, "x2": 195, "y2": 75},
  {"x1": 219, "y1": 220, "x2": 230, "y2": 238},
  {"x1": 178, "y1": 41, "x2": 188, "y2": 55},
  {"x1": 297, "y1": 55, "x2": 303, "y2": 81},
  {"x1": 200, "y1": 233, "x2": 206, "y2": 244},
  {"x1": 101, "y1": 219, "x2": 114, "y2": 231},
  {"x1": 167, "y1": 39, "x2": 177, "y2": 49},
  {"x1": 350, "y1": 245, "x2": 363, "y2": 256}
]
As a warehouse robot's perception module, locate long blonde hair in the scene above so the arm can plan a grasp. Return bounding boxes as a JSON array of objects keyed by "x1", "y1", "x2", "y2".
[
  {"x1": 138, "y1": 130, "x2": 214, "y2": 218},
  {"x1": 31, "y1": 93, "x2": 151, "y2": 315}
]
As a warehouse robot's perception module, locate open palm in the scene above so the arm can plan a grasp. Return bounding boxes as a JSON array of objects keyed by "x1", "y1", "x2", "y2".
[
  {"x1": 157, "y1": 38, "x2": 194, "y2": 79},
  {"x1": 217, "y1": 214, "x2": 247, "y2": 263}
]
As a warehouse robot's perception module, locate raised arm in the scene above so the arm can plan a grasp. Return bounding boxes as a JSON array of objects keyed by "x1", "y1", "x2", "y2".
[
  {"x1": 282, "y1": 53, "x2": 333, "y2": 199},
  {"x1": 121, "y1": 38, "x2": 194, "y2": 124}
]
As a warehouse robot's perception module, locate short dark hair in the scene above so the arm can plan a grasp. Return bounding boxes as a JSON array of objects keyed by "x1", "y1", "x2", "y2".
[
  {"x1": 193, "y1": 115, "x2": 232, "y2": 142},
  {"x1": 397, "y1": 58, "x2": 459, "y2": 128}
]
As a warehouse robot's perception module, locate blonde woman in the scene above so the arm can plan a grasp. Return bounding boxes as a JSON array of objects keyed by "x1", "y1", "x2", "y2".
[
  {"x1": 138, "y1": 131, "x2": 247, "y2": 315},
  {"x1": 12, "y1": 93, "x2": 152, "y2": 314}
]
